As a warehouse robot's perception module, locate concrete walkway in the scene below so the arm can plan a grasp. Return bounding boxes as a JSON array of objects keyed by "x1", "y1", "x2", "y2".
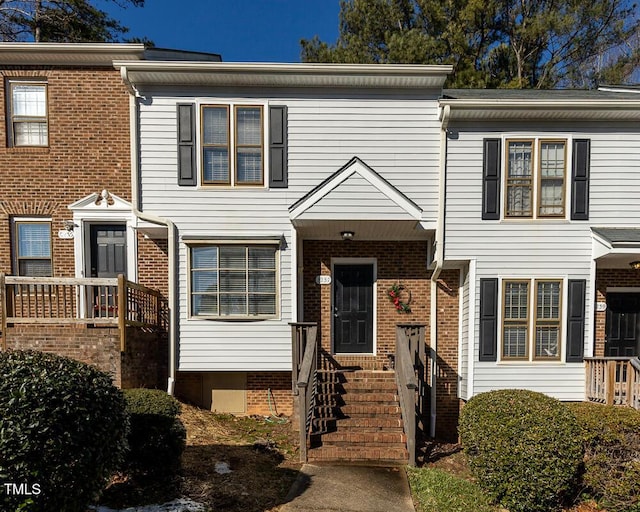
[{"x1": 279, "y1": 464, "x2": 415, "y2": 512}]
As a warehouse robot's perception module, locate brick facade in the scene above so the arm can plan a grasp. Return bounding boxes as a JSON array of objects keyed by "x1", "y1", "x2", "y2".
[
  {"x1": 302, "y1": 240, "x2": 460, "y2": 439},
  {"x1": 0, "y1": 66, "x2": 167, "y2": 289},
  {"x1": 594, "y1": 268, "x2": 640, "y2": 357},
  {"x1": 5, "y1": 323, "x2": 165, "y2": 389},
  {"x1": 0, "y1": 63, "x2": 169, "y2": 388},
  {"x1": 434, "y1": 269, "x2": 461, "y2": 441},
  {"x1": 303, "y1": 240, "x2": 431, "y2": 370}
]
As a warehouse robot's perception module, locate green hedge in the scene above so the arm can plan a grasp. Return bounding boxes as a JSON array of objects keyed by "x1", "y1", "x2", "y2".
[
  {"x1": 459, "y1": 389, "x2": 583, "y2": 512},
  {"x1": 568, "y1": 402, "x2": 640, "y2": 512},
  {"x1": 123, "y1": 388, "x2": 186, "y2": 478},
  {"x1": 0, "y1": 350, "x2": 128, "y2": 512}
]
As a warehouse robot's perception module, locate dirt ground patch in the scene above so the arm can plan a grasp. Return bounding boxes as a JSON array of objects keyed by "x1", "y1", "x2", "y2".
[{"x1": 101, "y1": 402, "x2": 302, "y2": 512}]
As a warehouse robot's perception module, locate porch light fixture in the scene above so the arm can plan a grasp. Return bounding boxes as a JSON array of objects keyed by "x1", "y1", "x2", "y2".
[
  {"x1": 630, "y1": 261, "x2": 640, "y2": 270},
  {"x1": 341, "y1": 231, "x2": 355, "y2": 241},
  {"x1": 63, "y1": 220, "x2": 77, "y2": 231}
]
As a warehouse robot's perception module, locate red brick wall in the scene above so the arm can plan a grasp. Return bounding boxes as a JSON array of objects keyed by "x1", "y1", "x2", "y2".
[
  {"x1": 434, "y1": 269, "x2": 461, "y2": 441},
  {"x1": 247, "y1": 371, "x2": 292, "y2": 416},
  {"x1": 137, "y1": 233, "x2": 169, "y2": 298},
  {"x1": 302, "y1": 240, "x2": 431, "y2": 370},
  {"x1": 0, "y1": 67, "x2": 132, "y2": 278},
  {"x1": 175, "y1": 370, "x2": 293, "y2": 416},
  {"x1": 121, "y1": 327, "x2": 168, "y2": 389},
  {"x1": 5, "y1": 323, "x2": 166, "y2": 389},
  {"x1": 594, "y1": 269, "x2": 640, "y2": 357}
]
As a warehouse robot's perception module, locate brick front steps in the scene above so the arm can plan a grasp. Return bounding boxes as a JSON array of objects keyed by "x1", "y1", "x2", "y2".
[{"x1": 308, "y1": 370, "x2": 409, "y2": 465}]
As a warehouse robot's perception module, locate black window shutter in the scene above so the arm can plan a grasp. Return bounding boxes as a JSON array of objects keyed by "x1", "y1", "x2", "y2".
[
  {"x1": 177, "y1": 103, "x2": 196, "y2": 186},
  {"x1": 571, "y1": 139, "x2": 590, "y2": 220},
  {"x1": 482, "y1": 138, "x2": 501, "y2": 220},
  {"x1": 566, "y1": 279, "x2": 586, "y2": 362},
  {"x1": 269, "y1": 105, "x2": 288, "y2": 188},
  {"x1": 479, "y1": 278, "x2": 499, "y2": 361}
]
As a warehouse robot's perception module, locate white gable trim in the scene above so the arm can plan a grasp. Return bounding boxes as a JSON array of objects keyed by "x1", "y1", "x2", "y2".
[
  {"x1": 289, "y1": 157, "x2": 422, "y2": 221},
  {"x1": 67, "y1": 190, "x2": 136, "y2": 282}
]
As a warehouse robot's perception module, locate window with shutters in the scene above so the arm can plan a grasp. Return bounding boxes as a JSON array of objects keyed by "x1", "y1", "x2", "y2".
[
  {"x1": 189, "y1": 244, "x2": 278, "y2": 319},
  {"x1": 505, "y1": 139, "x2": 567, "y2": 218},
  {"x1": 201, "y1": 104, "x2": 264, "y2": 186},
  {"x1": 7, "y1": 80, "x2": 48, "y2": 147},
  {"x1": 13, "y1": 219, "x2": 52, "y2": 276},
  {"x1": 501, "y1": 279, "x2": 562, "y2": 361}
]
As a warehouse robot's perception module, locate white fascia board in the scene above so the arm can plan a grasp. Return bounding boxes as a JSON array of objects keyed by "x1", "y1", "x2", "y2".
[
  {"x1": 440, "y1": 99, "x2": 640, "y2": 121},
  {"x1": 116, "y1": 61, "x2": 452, "y2": 89},
  {"x1": 0, "y1": 43, "x2": 145, "y2": 66}
]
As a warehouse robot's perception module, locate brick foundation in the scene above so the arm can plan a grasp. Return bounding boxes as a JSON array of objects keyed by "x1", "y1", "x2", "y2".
[
  {"x1": 175, "y1": 370, "x2": 293, "y2": 416},
  {"x1": 4, "y1": 323, "x2": 166, "y2": 389}
]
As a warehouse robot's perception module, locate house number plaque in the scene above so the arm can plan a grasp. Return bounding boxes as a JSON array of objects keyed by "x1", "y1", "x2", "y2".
[
  {"x1": 596, "y1": 302, "x2": 607, "y2": 312},
  {"x1": 315, "y1": 275, "x2": 331, "y2": 285},
  {"x1": 58, "y1": 229, "x2": 74, "y2": 239}
]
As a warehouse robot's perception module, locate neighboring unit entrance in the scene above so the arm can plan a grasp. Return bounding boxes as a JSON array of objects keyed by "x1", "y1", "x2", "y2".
[
  {"x1": 605, "y1": 292, "x2": 640, "y2": 357},
  {"x1": 333, "y1": 263, "x2": 374, "y2": 353},
  {"x1": 89, "y1": 224, "x2": 127, "y2": 278}
]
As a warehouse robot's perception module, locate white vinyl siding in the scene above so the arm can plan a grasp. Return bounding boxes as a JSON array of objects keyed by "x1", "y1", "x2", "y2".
[
  {"x1": 138, "y1": 90, "x2": 442, "y2": 371},
  {"x1": 443, "y1": 123, "x2": 640, "y2": 401}
]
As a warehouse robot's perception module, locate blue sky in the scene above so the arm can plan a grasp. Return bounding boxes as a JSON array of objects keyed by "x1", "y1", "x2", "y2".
[{"x1": 104, "y1": 0, "x2": 341, "y2": 62}]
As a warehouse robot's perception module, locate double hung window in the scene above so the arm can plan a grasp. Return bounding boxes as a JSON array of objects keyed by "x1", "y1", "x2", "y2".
[
  {"x1": 8, "y1": 80, "x2": 48, "y2": 147},
  {"x1": 505, "y1": 139, "x2": 566, "y2": 218},
  {"x1": 201, "y1": 105, "x2": 264, "y2": 186},
  {"x1": 502, "y1": 279, "x2": 562, "y2": 360},
  {"x1": 14, "y1": 220, "x2": 52, "y2": 276},
  {"x1": 190, "y1": 244, "x2": 277, "y2": 318}
]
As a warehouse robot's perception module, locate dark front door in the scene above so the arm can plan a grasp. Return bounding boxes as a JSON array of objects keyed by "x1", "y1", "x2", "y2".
[
  {"x1": 89, "y1": 224, "x2": 127, "y2": 278},
  {"x1": 333, "y1": 264, "x2": 374, "y2": 354},
  {"x1": 605, "y1": 293, "x2": 640, "y2": 357}
]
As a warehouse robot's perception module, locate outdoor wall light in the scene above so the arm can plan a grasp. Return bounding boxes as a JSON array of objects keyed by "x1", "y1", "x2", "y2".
[
  {"x1": 63, "y1": 220, "x2": 78, "y2": 231},
  {"x1": 341, "y1": 231, "x2": 355, "y2": 241},
  {"x1": 630, "y1": 261, "x2": 640, "y2": 270}
]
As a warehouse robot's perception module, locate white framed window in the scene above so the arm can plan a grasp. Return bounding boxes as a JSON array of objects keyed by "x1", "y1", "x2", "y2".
[
  {"x1": 501, "y1": 279, "x2": 562, "y2": 361},
  {"x1": 200, "y1": 104, "x2": 264, "y2": 186},
  {"x1": 189, "y1": 243, "x2": 278, "y2": 318},
  {"x1": 13, "y1": 219, "x2": 52, "y2": 276},
  {"x1": 505, "y1": 138, "x2": 567, "y2": 218},
  {"x1": 8, "y1": 80, "x2": 48, "y2": 147}
]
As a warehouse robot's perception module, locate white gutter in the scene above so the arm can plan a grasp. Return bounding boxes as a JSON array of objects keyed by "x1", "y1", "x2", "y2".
[
  {"x1": 428, "y1": 105, "x2": 450, "y2": 437},
  {"x1": 125, "y1": 72, "x2": 178, "y2": 395},
  {"x1": 114, "y1": 61, "x2": 452, "y2": 89},
  {"x1": 439, "y1": 99, "x2": 640, "y2": 122}
]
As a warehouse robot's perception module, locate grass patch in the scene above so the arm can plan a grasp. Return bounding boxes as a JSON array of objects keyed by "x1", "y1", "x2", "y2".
[{"x1": 408, "y1": 466, "x2": 499, "y2": 512}]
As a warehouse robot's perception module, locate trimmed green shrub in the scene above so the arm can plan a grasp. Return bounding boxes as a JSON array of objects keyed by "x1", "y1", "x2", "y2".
[
  {"x1": 568, "y1": 402, "x2": 640, "y2": 512},
  {"x1": 0, "y1": 350, "x2": 128, "y2": 512},
  {"x1": 123, "y1": 388, "x2": 186, "y2": 478},
  {"x1": 459, "y1": 389, "x2": 583, "y2": 512}
]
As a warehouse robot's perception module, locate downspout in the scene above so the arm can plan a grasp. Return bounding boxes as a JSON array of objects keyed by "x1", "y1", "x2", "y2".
[
  {"x1": 122, "y1": 66, "x2": 178, "y2": 395},
  {"x1": 429, "y1": 104, "x2": 450, "y2": 437}
]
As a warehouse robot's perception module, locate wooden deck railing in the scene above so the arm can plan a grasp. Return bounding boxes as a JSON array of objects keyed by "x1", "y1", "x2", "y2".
[
  {"x1": 395, "y1": 323, "x2": 427, "y2": 467},
  {"x1": 0, "y1": 274, "x2": 166, "y2": 352},
  {"x1": 290, "y1": 322, "x2": 318, "y2": 463},
  {"x1": 585, "y1": 357, "x2": 640, "y2": 410}
]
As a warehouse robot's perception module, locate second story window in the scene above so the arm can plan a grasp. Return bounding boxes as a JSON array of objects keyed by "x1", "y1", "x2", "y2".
[
  {"x1": 505, "y1": 139, "x2": 566, "y2": 218},
  {"x1": 8, "y1": 81, "x2": 48, "y2": 147},
  {"x1": 201, "y1": 105, "x2": 264, "y2": 186}
]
